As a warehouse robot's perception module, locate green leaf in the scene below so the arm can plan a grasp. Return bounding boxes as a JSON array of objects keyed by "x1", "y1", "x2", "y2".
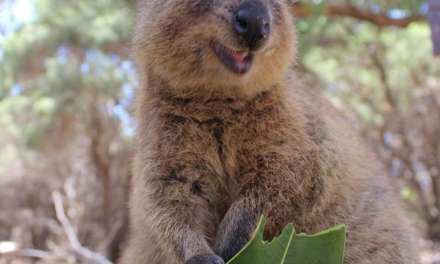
[{"x1": 227, "y1": 216, "x2": 346, "y2": 264}]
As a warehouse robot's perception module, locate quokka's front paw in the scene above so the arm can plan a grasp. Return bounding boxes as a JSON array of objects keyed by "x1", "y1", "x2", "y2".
[{"x1": 185, "y1": 254, "x2": 225, "y2": 264}]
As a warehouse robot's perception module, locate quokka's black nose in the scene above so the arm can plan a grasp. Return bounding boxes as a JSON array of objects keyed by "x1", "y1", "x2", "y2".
[{"x1": 233, "y1": 0, "x2": 271, "y2": 51}]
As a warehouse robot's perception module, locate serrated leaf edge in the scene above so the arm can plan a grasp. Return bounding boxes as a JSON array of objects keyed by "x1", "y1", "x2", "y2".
[
  {"x1": 226, "y1": 217, "x2": 346, "y2": 264},
  {"x1": 226, "y1": 216, "x2": 266, "y2": 264}
]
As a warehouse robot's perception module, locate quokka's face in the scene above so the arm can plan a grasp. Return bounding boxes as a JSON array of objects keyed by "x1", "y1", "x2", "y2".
[{"x1": 135, "y1": 0, "x2": 295, "y2": 95}]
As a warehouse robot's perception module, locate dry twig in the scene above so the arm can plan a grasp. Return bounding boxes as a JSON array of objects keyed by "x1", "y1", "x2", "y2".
[{"x1": 52, "y1": 192, "x2": 113, "y2": 264}]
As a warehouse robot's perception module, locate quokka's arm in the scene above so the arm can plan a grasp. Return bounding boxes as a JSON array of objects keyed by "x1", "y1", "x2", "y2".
[
  {"x1": 213, "y1": 197, "x2": 262, "y2": 262},
  {"x1": 139, "y1": 157, "x2": 225, "y2": 264},
  {"x1": 213, "y1": 149, "x2": 314, "y2": 261}
]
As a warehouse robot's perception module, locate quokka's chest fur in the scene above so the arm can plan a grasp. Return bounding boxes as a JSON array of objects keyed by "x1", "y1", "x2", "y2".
[
  {"x1": 154, "y1": 88, "x2": 288, "y2": 174},
  {"x1": 147, "y1": 87, "x2": 332, "y2": 236}
]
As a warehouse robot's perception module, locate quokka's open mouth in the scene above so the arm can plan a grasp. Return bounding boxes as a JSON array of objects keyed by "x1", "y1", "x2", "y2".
[{"x1": 211, "y1": 41, "x2": 254, "y2": 75}]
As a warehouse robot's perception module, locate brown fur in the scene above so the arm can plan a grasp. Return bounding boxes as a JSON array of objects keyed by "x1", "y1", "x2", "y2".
[{"x1": 120, "y1": 0, "x2": 417, "y2": 263}]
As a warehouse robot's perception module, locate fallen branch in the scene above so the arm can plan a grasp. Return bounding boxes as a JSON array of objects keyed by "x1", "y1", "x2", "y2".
[
  {"x1": 0, "y1": 242, "x2": 59, "y2": 261},
  {"x1": 6, "y1": 249, "x2": 54, "y2": 259},
  {"x1": 289, "y1": 2, "x2": 425, "y2": 28},
  {"x1": 52, "y1": 192, "x2": 113, "y2": 264}
]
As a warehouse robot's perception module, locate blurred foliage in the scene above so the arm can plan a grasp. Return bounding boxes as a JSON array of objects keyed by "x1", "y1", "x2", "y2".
[
  {"x1": 0, "y1": 0, "x2": 135, "y2": 159},
  {"x1": 0, "y1": 0, "x2": 439, "y2": 263},
  {"x1": 300, "y1": 20, "x2": 438, "y2": 120}
]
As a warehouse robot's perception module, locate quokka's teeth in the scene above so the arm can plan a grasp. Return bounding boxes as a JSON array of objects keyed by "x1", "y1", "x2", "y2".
[
  {"x1": 231, "y1": 51, "x2": 248, "y2": 62},
  {"x1": 229, "y1": 48, "x2": 246, "y2": 56}
]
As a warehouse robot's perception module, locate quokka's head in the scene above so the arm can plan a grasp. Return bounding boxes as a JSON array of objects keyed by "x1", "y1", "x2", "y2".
[{"x1": 134, "y1": 0, "x2": 296, "y2": 97}]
